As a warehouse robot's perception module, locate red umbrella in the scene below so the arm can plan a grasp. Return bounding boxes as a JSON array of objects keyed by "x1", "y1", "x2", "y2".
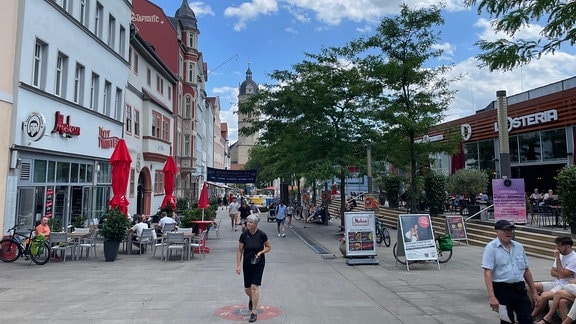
[
  {"x1": 109, "y1": 139, "x2": 132, "y2": 215},
  {"x1": 161, "y1": 156, "x2": 178, "y2": 210},
  {"x1": 198, "y1": 182, "x2": 210, "y2": 220}
]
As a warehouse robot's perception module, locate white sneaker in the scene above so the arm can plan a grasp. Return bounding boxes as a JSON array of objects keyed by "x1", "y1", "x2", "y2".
[
  {"x1": 277, "y1": 233, "x2": 281, "y2": 237},
  {"x1": 282, "y1": 233, "x2": 286, "y2": 238}
]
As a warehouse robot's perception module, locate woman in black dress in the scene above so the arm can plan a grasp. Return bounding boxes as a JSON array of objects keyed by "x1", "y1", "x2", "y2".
[{"x1": 236, "y1": 214, "x2": 271, "y2": 322}]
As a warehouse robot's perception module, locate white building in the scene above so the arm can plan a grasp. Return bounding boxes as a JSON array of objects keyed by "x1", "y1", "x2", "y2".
[{"x1": 7, "y1": 0, "x2": 132, "y2": 230}]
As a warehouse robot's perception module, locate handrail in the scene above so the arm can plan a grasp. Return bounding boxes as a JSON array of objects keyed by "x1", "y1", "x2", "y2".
[{"x1": 464, "y1": 204, "x2": 494, "y2": 223}]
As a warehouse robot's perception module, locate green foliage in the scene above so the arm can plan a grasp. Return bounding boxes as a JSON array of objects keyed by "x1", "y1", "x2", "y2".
[
  {"x1": 556, "y1": 166, "x2": 576, "y2": 226},
  {"x1": 176, "y1": 197, "x2": 189, "y2": 211},
  {"x1": 446, "y1": 169, "x2": 489, "y2": 203},
  {"x1": 424, "y1": 172, "x2": 447, "y2": 215},
  {"x1": 179, "y1": 208, "x2": 202, "y2": 228},
  {"x1": 465, "y1": 0, "x2": 575, "y2": 71},
  {"x1": 48, "y1": 217, "x2": 62, "y2": 233},
  {"x1": 72, "y1": 214, "x2": 87, "y2": 228},
  {"x1": 383, "y1": 175, "x2": 403, "y2": 208},
  {"x1": 100, "y1": 208, "x2": 130, "y2": 242}
]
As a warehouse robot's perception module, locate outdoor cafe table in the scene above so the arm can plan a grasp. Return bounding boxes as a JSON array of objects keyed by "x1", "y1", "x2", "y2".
[
  {"x1": 68, "y1": 231, "x2": 91, "y2": 260},
  {"x1": 191, "y1": 220, "x2": 212, "y2": 253}
]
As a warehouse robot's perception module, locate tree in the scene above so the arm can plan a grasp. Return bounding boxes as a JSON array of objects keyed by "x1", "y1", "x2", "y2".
[
  {"x1": 465, "y1": 0, "x2": 576, "y2": 71},
  {"x1": 446, "y1": 168, "x2": 489, "y2": 205},
  {"x1": 346, "y1": 4, "x2": 460, "y2": 211},
  {"x1": 556, "y1": 166, "x2": 576, "y2": 230}
]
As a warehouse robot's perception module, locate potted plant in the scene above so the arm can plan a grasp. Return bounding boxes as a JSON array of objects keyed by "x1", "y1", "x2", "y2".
[
  {"x1": 100, "y1": 208, "x2": 130, "y2": 262},
  {"x1": 446, "y1": 168, "x2": 489, "y2": 217},
  {"x1": 556, "y1": 166, "x2": 576, "y2": 233}
]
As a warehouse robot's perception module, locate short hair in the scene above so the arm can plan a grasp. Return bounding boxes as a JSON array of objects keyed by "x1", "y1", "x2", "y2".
[
  {"x1": 161, "y1": 211, "x2": 167, "y2": 217},
  {"x1": 247, "y1": 214, "x2": 259, "y2": 224},
  {"x1": 555, "y1": 236, "x2": 573, "y2": 246}
]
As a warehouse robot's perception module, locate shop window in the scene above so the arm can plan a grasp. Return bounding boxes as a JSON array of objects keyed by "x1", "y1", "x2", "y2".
[
  {"x1": 510, "y1": 136, "x2": 519, "y2": 163},
  {"x1": 71, "y1": 163, "x2": 79, "y2": 183},
  {"x1": 34, "y1": 160, "x2": 47, "y2": 183},
  {"x1": 519, "y1": 132, "x2": 541, "y2": 162},
  {"x1": 47, "y1": 161, "x2": 56, "y2": 182},
  {"x1": 464, "y1": 142, "x2": 479, "y2": 169},
  {"x1": 57, "y1": 162, "x2": 70, "y2": 183},
  {"x1": 542, "y1": 128, "x2": 567, "y2": 160},
  {"x1": 478, "y1": 140, "x2": 495, "y2": 171}
]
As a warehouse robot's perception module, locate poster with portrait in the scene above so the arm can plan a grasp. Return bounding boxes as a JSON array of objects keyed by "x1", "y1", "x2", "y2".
[
  {"x1": 321, "y1": 191, "x2": 332, "y2": 204},
  {"x1": 445, "y1": 215, "x2": 468, "y2": 243},
  {"x1": 396, "y1": 214, "x2": 437, "y2": 262},
  {"x1": 344, "y1": 212, "x2": 376, "y2": 258},
  {"x1": 363, "y1": 194, "x2": 379, "y2": 210}
]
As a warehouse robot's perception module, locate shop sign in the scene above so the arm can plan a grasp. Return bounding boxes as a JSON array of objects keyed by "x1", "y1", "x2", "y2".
[
  {"x1": 494, "y1": 109, "x2": 558, "y2": 132},
  {"x1": 23, "y1": 112, "x2": 46, "y2": 141},
  {"x1": 51, "y1": 111, "x2": 80, "y2": 137},
  {"x1": 131, "y1": 13, "x2": 163, "y2": 24},
  {"x1": 98, "y1": 127, "x2": 120, "y2": 149}
]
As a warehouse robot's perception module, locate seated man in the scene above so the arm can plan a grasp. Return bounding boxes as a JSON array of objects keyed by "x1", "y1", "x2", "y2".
[
  {"x1": 532, "y1": 236, "x2": 576, "y2": 320},
  {"x1": 536, "y1": 286, "x2": 576, "y2": 324},
  {"x1": 158, "y1": 211, "x2": 177, "y2": 232},
  {"x1": 129, "y1": 215, "x2": 154, "y2": 251}
]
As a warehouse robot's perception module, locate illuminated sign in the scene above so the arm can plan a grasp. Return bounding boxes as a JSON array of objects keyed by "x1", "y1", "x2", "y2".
[
  {"x1": 51, "y1": 111, "x2": 80, "y2": 137},
  {"x1": 494, "y1": 109, "x2": 558, "y2": 132},
  {"x1": 98, "y1": 127, "x2": 120, "y2": 149},
  {"x1": 23, "y1": 112, "x2": 46, "y2": 141}
]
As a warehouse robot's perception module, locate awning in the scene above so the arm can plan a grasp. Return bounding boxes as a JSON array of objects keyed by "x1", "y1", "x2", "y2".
[{"x1": 206, "y1": 181, "x2": 232, "y2": 189}]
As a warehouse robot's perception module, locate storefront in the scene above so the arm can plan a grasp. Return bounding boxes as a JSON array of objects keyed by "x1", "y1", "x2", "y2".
[{"x1": 429, "y1": 77, "x2": 576, "y2": 193}]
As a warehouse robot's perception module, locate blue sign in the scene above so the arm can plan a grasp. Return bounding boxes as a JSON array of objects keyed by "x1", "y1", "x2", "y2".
[{"x1": 207, "y1": 167, "x2": 257, "y2": 183}]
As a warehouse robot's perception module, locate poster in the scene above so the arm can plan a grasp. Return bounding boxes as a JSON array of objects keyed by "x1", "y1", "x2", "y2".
[
  {"x1": 397, "y1": 214, "x2": 437, "y2": 261},
  {"x1": 492, "y1": 179, "x2": 527, "y2": 224},
  {"x1": 344, "y1": 212, "x2": 376, "y2": 257},
  {"x1": 446, "y1": 215, "x2": 467, "y2": 241},
  {"x1": 363, "y1": 194, "x2": 379, "y2": 210},
  {"x1": 321, "y1": 191, "x2": 332, "y2": 204}
]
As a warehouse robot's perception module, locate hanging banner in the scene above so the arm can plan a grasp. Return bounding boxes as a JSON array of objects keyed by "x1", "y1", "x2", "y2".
[
  {"x1": 492, "y1": 178, "x2": 527, "y2": 224},
  {"x1": 397, "y1": 214, "x2": 437, "y2": 261},
  {"x1": 206, "y1": 167, "x2": 257, "y2": 183},
  {"x1": 344, "y1": 212, "x2": 377, "y2": 258},
  {"x1": 445, "y1": 215, "x2": 468, "y2": 242}
]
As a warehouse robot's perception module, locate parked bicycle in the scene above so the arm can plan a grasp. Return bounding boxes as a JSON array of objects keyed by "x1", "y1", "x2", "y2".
[
  {"x1": 0, "y1": 226, "x2": 51, "y2": 265},
  {"x1": 292, "y1": 202, "x2": 303, "y2": 220},
  {"x1": 375, "y1": 218, "x2": 391, "y2": 247},
  {"x1": 392, "y1": 234, "x2": 453, "y2": 265}
]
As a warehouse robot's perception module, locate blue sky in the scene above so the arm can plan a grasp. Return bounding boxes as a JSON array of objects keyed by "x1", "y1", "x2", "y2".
[{"x1": 151, "y1": 0, "x2": 576, "y2": 143}]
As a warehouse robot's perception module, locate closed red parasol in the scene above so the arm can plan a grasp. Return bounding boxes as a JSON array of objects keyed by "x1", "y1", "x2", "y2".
[
  {"x1": 198, "y1": 182, "x2": 210, "y2": 220},
  {"x1": 161, "y1": 156, "x2": 178, "y2": 210},
  {"x1": 109, "y1": 139, "x2": 132, "y2": 215}
]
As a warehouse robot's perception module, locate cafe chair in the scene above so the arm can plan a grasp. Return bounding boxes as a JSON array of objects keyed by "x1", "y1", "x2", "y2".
[
  {"x1": 162, "y1": 223, "x2": 176, "y2": 233},
  {"x1": 152, "y1": 235, "x2": 166, "y2": 260},
  {"x1": 165, "y1": 232, "x2": 185, "y2": 262},
  {"x1": 77, "y1": 229, "x2": 99, "y2": 260},
  {"x1": 538, "y1": 206, "x2": 556, "y2": 227},
  {"x1": 133, "y1": 228, "x2": 154, "y2": 255},
  {"x1": 210, "y1": 219, "x2": 222, "y2": 239},
  {"x1": 190, "y1": 230, "x2": 207, "y2": 259},
  {"x1": 49, "y1": 232, "x2": 74, "y2": 262}
]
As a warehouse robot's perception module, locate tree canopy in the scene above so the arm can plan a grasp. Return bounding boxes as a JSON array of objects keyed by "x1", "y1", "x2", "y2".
[{"x1": 466, "y1": 0, "x2": 576, "y2": 71}]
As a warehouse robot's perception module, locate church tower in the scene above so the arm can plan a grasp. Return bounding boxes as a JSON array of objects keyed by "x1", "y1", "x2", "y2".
[{"x1": 230, "y1": 67, "x2": 258, "y2": 170}]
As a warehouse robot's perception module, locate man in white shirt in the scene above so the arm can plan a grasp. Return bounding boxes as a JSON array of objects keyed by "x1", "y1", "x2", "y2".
[
  {"x1": 228, "y1": 198, "x2": 240, "y2": 231},
  {"x1": 158, "y1": 211, "x2": 176, "y2": 232},
  {"x1": 531, "y1": 236, "x2": 576, "y2": 320},
  {"x1": 129, "y1": 215, "x2": 155, "y2": 251}
]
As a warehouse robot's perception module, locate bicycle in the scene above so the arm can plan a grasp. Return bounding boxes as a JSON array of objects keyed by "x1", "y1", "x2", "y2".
[
  {"x1": 375, "y1": 219, "x2": 391, "y2": 247},
  {"x1": 292, "y1": 203, "x2": 303, "y2": 220},
  {"x1": 392, "y1": 234, "x2": 453, "y2": 265},
  {"x1": 0, "y1": 226, "x2": 51, "y2": 265}
]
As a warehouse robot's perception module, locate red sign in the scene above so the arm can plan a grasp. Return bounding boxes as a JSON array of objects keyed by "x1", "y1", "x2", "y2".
[
  {"x1": 98, "y1": 127, "x2": 120, "y2": 149},
  {"x1": 51, "y1": 111, "x2": 80, "y2": 137}
]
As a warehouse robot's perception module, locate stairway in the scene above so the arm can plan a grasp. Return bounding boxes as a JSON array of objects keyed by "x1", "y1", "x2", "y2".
[{"x1": 328, "y1": 198, "x2": 566, "y2": 260}]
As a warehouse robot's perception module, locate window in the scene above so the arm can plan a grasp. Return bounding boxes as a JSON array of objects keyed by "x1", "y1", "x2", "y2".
[
  {"x1": 114, "y1": 87, "x2": 122, "y2": 120},
  {"x1": 519, "y1": 132, "x2": 541, "y2": 162},
  {"x1": 185, "y1": 96, "x2": 191, "y2": 118},
  {"x1": 133, "y1": 51, "x2": 139, "y2": 74},
  {"x1": 168, "y1": 86, "x2": 172, "y2": 101},
  {"x1": 103, "y1": 80, "x2": 111, "y2": 116},
  {"x1": 542, "y1": 128, "x2": 567, "y2": 160},
  {"x1": 156, "y1": 75, "x2": 163, "y2": 95},
  {"x1": 108, "y1": 15, "x2": 116, "y2": 48},
  {"x1": 125, "y1": 105, "x2": 132, "y2": 133},
  {"x1": 73, "y1": 63, "x2": 84, "y2": 104},
  {"x1": 187, "y1": 62, "x2": 195, "y2": 83},
  {"x1": 55, "y1": 53, "x2": 68, "y2": 98},
  {"x1": 134, "y1": 110, "x2": 140, "y2": 136},
  {"x1": 154, "y1": 170, "x2": 164, "y2": 194},
  {"x1": 119, "y1": 25, "x2": 126, "y2": 56},
  {"x1": 94, "y1": 2, "x2": 103, "y2": 38},
  {"x1": 146, "y1": 68, "x2": 151, "y2": 86},
  {"x1": 90, "y1": 73, "x2": 99, "y2": 110},
  {"x1": 32, "y1": 40, "x2": 47, "y2": 89},
  {"x1": 184, "y1": 134, "x2": 190, "y2": 156},
  {"x1": 464, "y1": 142, "x2": 479, "y2": 169},
  {"x1": 128, "y1": 47, "x2": 132, "y2": 68},
  {"x1": 79, "y1": 0, "x2": 87, "y2": 25},
  {"x1": 162, "y1": 116, "x2": 170, "y2": 141},
  {"x1": 152, "y1": 113, "x2": 161, "y2": 138},
  {"x1": 129, "y1": 169, "x2": 135, "y2": 197}
]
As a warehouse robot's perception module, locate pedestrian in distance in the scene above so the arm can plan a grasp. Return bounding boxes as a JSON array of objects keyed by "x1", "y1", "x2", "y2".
[
  {"x1": 286, "y1": 204, "x2": 295, "y2": 228},
  {"x1": 236, "y1": 215, "x2": 271, "y2": 323},
  {"x1": 237, "y1": 201, "x2": 253, "y2": 233},
  {"x1": 228, "y1": 198, "x2": 241, "y2": 231},
  {"x1": 481, "y1": 220, "x2": 538, "y2": 324},
  {"x1": 275, "y1": 202, "x2": 287, "y2": 238}
]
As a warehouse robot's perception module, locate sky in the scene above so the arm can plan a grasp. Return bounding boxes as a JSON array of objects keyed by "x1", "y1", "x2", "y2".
[{"x1": 151, "y1": 0, "x2": 576, "y2": 143}]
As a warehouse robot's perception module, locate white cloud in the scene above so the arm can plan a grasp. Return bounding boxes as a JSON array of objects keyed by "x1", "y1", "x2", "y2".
[
  {"x1": 474, "y1": 18, "x2": 544, "y2": 42},
  {"x1": 213, "y1": 86, "x2": 239, "y2": 142},
  {"x1": 224, "y1": 0, "x2": 279, "y2": 31},
  {"x1": 188, "y1": 1, "x2": 215, "y2": 17}
]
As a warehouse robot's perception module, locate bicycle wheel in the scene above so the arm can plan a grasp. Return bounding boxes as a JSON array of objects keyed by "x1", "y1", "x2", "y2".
[
  {"x1": 30, "y1": 242, "x2": 50, "y2": 265},
  {"x1": 393, "y1": 243, "x2": 408, "y2": 265},
  {"x1": 382, "y1": 228, "x2": 391, "y2": 247},
  {"x1": 437, "y1": 248, "x2": 452, "y2": 263},
  {"x1": 376, "y1": 226, "x2": 383, "y2": 244},
  {"x1": 0, "y1": 239, "x2": 21, "y2": 262}
]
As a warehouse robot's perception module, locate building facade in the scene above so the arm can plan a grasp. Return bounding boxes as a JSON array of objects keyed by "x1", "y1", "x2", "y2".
[
  {"x1": 7, "y1": 0, "x2": 132, "y2": 231},
  {"x1": 230, "y1": 67, "x2": 259, "y2": 170}
]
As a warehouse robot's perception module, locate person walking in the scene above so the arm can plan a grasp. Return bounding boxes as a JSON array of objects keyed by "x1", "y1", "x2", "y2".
[
  {"x1": 228, "y1": 198, "x2": 241, "y2": 231},
  {"x1": 237, "y1": 201, "x2": 253, "y2": 233},
  {"x1": 286, "y1": 204, "x2": 295, "y2": 228},
  {"x1": 236, "y1": 215, "x2": 271, "y2": 323},
  {"x1": 481, "y1": 220, "x2": 538, "y2": 324},
  {"x1": 275, "y1": 202, "x2": 287, "y2": 238}
]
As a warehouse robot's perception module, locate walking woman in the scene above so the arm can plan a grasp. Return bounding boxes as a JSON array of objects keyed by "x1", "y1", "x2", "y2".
[{"x1": 236, "y1": 215, "x2": 271, "y2": 322}]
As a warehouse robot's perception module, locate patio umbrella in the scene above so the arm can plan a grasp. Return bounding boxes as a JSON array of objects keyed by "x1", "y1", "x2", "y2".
[
  {"x1": 160, "y1": 156, "x2": 178, "y2": 211},
  {"x1": 198, "y1": 182, "x2": 210, "y2": 221},
  {"x1": 109, "y1": 139, "x2": 132, "y2": 215}
]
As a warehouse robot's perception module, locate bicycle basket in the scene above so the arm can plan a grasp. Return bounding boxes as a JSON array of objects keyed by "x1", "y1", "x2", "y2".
[
  {"x1": 30, "y1": 234, "x2": 46, "y2": 256},
  {"x1": 438, "y1": 234, "x2": 453, "y2": 251}
]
